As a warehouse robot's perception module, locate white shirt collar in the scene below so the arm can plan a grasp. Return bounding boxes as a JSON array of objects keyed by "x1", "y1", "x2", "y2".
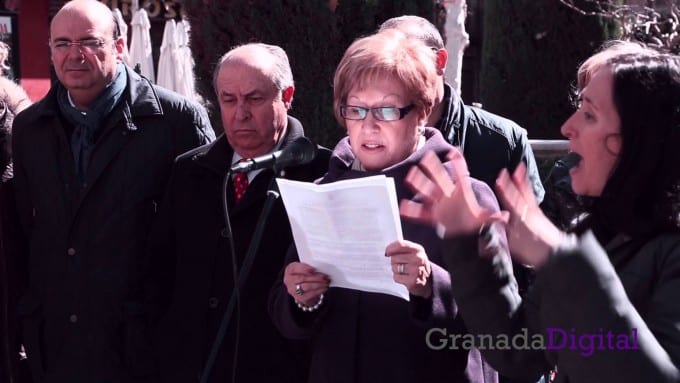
[{"x1": 231, "y1": 135, "x2": 286, "y2": 182}]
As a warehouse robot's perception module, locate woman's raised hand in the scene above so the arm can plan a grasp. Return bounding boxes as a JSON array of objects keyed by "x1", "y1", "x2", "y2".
[
  {"x1": 400, "y1": 148, "x2": 506, "y2": 236},
  {"x1": 495, "y1": 164, "x2": 566, "y2": 268}
]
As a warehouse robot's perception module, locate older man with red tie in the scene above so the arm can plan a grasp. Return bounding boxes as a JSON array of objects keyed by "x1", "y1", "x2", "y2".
[{"x1": 151, "y1": 43, "x2": 330, "y2": 383}]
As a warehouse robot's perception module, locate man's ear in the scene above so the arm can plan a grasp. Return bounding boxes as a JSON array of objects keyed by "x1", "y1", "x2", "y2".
[
  {"x1": 435, "y1": 49, "x2": 448, "y2": 76},
  {"x1": 114, "y1": 37, "x2": 126, "y2": 63},
  {"x1": 282, "y1": 86, "x2": 295, "y2": 108}
]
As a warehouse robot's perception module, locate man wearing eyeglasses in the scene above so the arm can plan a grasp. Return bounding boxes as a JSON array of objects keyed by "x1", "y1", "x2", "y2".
[{"x1": 10, "y1": 1, "x2": 215, "y2": 382}]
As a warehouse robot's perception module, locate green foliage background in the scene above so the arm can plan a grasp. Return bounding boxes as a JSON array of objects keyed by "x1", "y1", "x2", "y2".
[
  {"x1": 481, "y1": 0, "x2": 619, "y2": 139},
  {"x1": 183, "y1": 0, "x2": 442, "y2": 148},
  {"x1": 183, "y1": 0, "x2": 618, "y2": 146}
]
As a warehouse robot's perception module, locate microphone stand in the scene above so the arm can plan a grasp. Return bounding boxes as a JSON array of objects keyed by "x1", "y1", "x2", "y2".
[{"x1": 200, "y1": 169, "x2": 282, "y2": 383}]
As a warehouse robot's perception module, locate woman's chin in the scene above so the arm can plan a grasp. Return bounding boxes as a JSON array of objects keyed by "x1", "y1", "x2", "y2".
[
  {"x1": 569, "y1": 173, "x2": 585, "y2": 196},
  {"x1": 357, "y1": 155, "x2": 386, "y2": 172}
]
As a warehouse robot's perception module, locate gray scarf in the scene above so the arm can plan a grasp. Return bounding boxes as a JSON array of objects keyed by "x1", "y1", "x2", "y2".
[{"x1": 57, "y1": 63, "x2": 127, "y2": 182}]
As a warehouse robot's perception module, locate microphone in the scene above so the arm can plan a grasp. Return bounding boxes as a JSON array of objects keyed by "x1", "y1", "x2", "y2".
[
  {"x1": 230, "y1": 136, "x2": 317, "y2": 173},
  {"x1": 561, "y1": 152, "x2": 582, "y2": 168}
]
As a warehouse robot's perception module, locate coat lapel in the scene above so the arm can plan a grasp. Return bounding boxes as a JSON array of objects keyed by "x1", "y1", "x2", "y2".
[
  {"x1": 194, "y1": 116, "x2": 307, "y2": 217},
  {"x1": 605, "y1": 233, "x2": 649, "y2": 271},
  {"x1": 79, "y1": 103, "x2": 132, "y2": 193},
  {"x1": 70, "y1": 66, "x2": 162, "y2": 217}
]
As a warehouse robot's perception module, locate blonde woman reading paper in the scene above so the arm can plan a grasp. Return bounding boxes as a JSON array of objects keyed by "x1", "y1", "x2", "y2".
[{"x1": 268, "y1": 30, "x2": 503, "y2": 383}]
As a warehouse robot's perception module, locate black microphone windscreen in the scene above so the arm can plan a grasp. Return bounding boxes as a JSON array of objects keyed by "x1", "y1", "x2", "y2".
[
  {"x1": 283, "y1": 136, "x2": 317, "y2": 166},
  {"x1": 561, "y1": 152, "x2": 582, "y2": 168}
]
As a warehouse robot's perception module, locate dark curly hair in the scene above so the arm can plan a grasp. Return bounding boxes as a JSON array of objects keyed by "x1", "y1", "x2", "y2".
[{"x1": 578, "y1": 53, "x2": 680, "y2": 241}]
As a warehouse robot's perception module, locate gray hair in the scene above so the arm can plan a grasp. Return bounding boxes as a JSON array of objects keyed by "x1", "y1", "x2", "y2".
[
  {"x1": 378, "y1": 15, "x2": 444, "y2": 50},
  {"x1": 212, "y1": 43, "x2": 294, "y2": 94}
]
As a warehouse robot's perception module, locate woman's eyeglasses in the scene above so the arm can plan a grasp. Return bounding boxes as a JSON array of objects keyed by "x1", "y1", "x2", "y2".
[{"x1": 340, "y1": 104, "x2": 415, "y2": 121}]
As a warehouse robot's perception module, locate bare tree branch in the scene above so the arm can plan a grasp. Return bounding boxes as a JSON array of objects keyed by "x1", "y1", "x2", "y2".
[{"x1": 559, "y1": 0, "x2": 680, "y2": 52}]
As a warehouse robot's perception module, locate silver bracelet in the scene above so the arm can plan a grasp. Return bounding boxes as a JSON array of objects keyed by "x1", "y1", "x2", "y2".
[{"x1": 296, "y1": 293, "x2": 324, "y2": 312}]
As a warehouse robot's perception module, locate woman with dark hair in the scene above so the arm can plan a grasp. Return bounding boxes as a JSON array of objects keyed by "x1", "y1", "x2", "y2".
[
  {"x1": 401, "y1": 51, "x2": 680, "y2": 382},
  {"x1": 541, "y1": 40, "x2": 656, "y2": 230}
]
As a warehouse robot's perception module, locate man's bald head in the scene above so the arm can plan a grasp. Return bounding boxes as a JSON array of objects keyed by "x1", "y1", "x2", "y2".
[
  {"x1": 378, "y1": 15, "x2": 444, "y2": 50},
  {"x1": 212, "y1": 43, "x2": 294, "y2": 95},
  {"x1": 49, "y1": 0, "x2": 124, "y2": 109},
  {"x1": 51, "y1": 0, "x2": 119, "y2": 41}
]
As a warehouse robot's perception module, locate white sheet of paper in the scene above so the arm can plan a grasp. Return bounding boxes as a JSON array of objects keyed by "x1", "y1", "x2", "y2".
[{"x1": 277, "y1": 175, "x2": 409, "y2": 300}]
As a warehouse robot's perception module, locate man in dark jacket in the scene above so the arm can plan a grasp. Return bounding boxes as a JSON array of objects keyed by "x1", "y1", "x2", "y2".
[
  {"x1": 379, "y1": 16, "x2": 543, "y2": 383},
  {"x1": 379, "y1": 16, "x2": 543, "y2": 300},
  {"x1": 152, "y1": 43, "x2": 330, "y2": 383},
  {"x1": 379, "y1": 16, "x2": 544, "y2": 203},
  {"x1": 10, "y1": 1, "x2": 215, "y2": 382}
]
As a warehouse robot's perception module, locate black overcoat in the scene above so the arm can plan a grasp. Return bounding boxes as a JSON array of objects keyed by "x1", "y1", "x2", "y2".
[
  {"x1": 152, "y1": 117, "x2": 330, "y2": 383},
  {"x1": 269, "y1": 128, "x2": 501, "y2": 383},
  {"x1": 11, "y1": 66, "x2": 215, "y2": 383}
]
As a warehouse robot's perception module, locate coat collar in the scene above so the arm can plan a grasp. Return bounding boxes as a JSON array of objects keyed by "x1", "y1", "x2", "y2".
[
  {"x1": 435, "y1": 83, "x2": 466, "y2": 148},
  {"x1": 605, "y1": 232, "x2": 655, "y2": 271},
  {"x1": 125, "y1": 66, "x2": 163, "y2": 117},
  {"x1": 192, "y1": 115, "x2": 306, "y2": 175}
]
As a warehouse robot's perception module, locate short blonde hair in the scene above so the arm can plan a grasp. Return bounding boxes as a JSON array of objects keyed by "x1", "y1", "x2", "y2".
[{"x1": 333, "y1": 30, "x2": 437, "y2": 127}]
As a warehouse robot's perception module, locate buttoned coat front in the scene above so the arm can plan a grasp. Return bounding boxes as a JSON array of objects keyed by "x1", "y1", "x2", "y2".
[
  {"x1": 269, "y1": 128, "x2": 501, "y2": 383},
  {"x1": 11, "y1": 66, "x2": 214, "y2": 383},
  {"x1": 152, "y1": 117, "x2": 330, "y2": 383}
]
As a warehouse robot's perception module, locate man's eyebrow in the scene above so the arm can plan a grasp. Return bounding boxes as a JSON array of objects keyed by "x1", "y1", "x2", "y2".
[
  {"x1": 51, "y1": 35, "x2": 99, "y2": 42},
  {"x1": 244, "y1": 90, "x2": 264, "y2": 97},
  {"x1": 219, "y1": 89, "x2": 264, "y2": 98}
]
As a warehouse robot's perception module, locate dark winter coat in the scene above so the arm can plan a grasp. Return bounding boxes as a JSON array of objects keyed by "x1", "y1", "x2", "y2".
[
  {"x1": 0, "y1": 89, "x2": 30, "y2": 383},
  {"x1": 437, "y1": 83, "x2": 544, "y2": 301},
  {"x1": 0, "y1": 178, "x2": 28, "y2": 383},
  {"x1": 269, "y1": 128, "x2": 501, "y2": 383},
  {"x1": 443, "y1": 228, "x2": 680, "y2": 383},
  {"x1": 10, "y1": 66, "x2": 215, "y2": 383},
  {"x1": 152, "y1": 117, "x2": 330, "y2": 383},
  {"x1": 436, "y1": 83, "x2": 544, "y2": 203}
]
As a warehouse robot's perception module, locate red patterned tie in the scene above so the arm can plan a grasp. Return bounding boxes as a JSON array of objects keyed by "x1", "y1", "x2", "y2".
[{"x1": 233, "y1": 172, "x2": 248, "y2": 203}]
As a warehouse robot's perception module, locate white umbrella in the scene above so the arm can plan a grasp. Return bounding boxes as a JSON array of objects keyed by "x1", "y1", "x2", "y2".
[
  {"x1": 176, "y1": 20, "x2": 197, "y2": 99},
  {"x1": 157, "y1": 19, "x2": 178, "y2": 92},
  {"x1": 128, "y1": 5, "x2": 155, "y2": 82}
]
